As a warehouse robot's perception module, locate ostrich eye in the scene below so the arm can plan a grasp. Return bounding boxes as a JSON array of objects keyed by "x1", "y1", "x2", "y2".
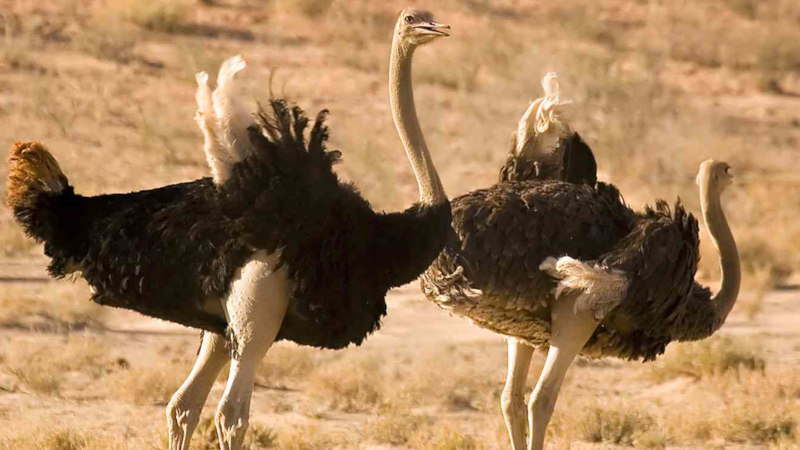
[{"x1": 405, "y1": 15, "x2": 414, "y2": 23}]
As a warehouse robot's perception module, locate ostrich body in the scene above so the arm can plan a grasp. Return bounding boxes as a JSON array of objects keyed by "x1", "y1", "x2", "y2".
[
  {"x1": 421, "y1": 85, "x2": 740, "y2": 448},
  {"x1": 6, "y1": 9, "x2": 451, "y2": 450}
]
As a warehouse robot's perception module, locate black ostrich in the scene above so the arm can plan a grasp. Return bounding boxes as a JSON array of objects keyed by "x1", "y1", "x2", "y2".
[
  {"x1": 421, "y1": 76, "x2": 740, "y2": 449},
  {"x1": 6, "y1": 9, "x2": 452, "y2": 450}
]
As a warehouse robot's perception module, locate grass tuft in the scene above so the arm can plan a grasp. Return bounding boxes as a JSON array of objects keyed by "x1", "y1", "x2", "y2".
[
  {"x1": 190, "y1": 417, "x2": 277, "y2": 449},
  {"x1": 648, "y1": 336, "x2": 766, "y2": 381},
  {"x1": 573, "y1": 402, "x2": 658, "y2": 446},
  {"x1": 1, "y1": 337, "x2": 111, "y2": 395},
  {"x1": 0, "y1": 427, "x2": 123, "y2": 450},
  {"x1": 110, "y1": 0, "x2": 192, "y2": 33},
  {"x1": 108, "y1": 362, "x2": 188, "y2": 405}
]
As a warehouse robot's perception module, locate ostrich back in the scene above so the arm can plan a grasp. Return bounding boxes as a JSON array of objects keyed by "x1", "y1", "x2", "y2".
[{"x1": 422, "y1": 181, "x2": 704, "y2": 361}]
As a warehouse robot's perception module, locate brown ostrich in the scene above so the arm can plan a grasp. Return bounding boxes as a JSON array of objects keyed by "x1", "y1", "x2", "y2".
[{"x1": 421, "y1": 84, "x2": 739, "y2": 448}]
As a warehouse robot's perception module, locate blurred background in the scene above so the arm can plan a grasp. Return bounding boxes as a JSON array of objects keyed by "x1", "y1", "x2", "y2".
[{"x1": 0, "y1": 0, "x2": 799, "y2": 448}]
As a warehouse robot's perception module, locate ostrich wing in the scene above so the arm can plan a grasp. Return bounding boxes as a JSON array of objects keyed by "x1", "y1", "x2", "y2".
[
  {"x1": 432, "y1": 181, "x2": 634, "y2": 302},
  {"x1": 597, "y1": 200, "x2": 701, "y2": 340}
]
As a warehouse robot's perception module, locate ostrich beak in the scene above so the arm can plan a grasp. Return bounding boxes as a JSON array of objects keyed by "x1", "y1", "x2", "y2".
[{"x1": 413, "y1": 21, "x2": 451, "y2": 37}]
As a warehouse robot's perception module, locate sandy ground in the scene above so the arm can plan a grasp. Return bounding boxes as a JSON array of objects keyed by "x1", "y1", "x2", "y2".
[{"x1": 1, "y1": 259, "x2": 798, "y2": 449}]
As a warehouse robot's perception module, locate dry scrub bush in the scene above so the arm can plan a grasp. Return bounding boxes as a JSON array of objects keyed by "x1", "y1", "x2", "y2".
[
  {"x1": 293, "y1": 345, "x2": 503, "y2": 414},
  {"x1": 660, "y1": 364, "x2": 800, "y2": 445},
  {"x1": 0, "y1": 218, "x2": 35, "y2": 256},
  {"x1": 108, "y1": 0, "x2": 192, "y2": 33},
  {"x1": 0, "y1": 283, "x2": 105, "y2": 331},
  {"x1": 389, "y1": 346, "x2": 504, "y2": 412},
  {"x1": 364, "y1": 408, "x2": 433, "y2": 445},
  {"x1": 274, "y1": 0, "x2": 334, "y2": 20},
  {"x1": 567, "y1": 401, "x2": 662, "y2": 447},
  {"x1": 1, "y1": 336, "x2": 111, "y2": 395},
  {"x1": 409, "y1": 426, "x2": 483, "y2": 450},
  {"x1": 0, "y1": 427, "x2": 124, "y2": 450},
  {"x1": 717, "y1": 402, "x2": 796, "y2": 444},
  {"x1": 189, "y1": 417, "x2": 277, "y2": 449},
  {"x1": 273, "y1": 424, "x2": 346, "y2": 449},
  {"x1": 256, "y1": 344, "x2": 326, "y2": 387},
  {"x1": 108, "y1": 361, "x2": 189, "y2": 405},
  {"x1": 364, "y1": 408, "x2": 483, "y2": 449},
  {"x1": 70, "y1": 20, "x2": 137, "y2": 64},
  {"x1": 648, "y1": 336, "x2": 765, "y2": 381},
  {"x1": 304, "y1": 350, "x2": 383, "y2": 412}
]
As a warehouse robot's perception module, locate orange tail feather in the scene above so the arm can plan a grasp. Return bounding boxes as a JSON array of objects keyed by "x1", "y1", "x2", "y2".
[{"x1": 6, "y1": 141, "x2": 69, "y2": 211}]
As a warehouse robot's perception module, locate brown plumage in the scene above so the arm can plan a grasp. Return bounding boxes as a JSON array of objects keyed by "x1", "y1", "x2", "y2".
[
  {"x1": 421, "y1": 74, "x2": 740, "y2": 450},
  {"x1": 422, "y1": 89, "x2": 737, "y2": 361},
  {"x1": 7, "y1": 141, "x2": 69, "y2": 211}
]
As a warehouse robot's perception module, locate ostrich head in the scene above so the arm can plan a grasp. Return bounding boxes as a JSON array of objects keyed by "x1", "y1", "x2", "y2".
[
  {"x1": 394, "y1": 8, "x2": 450, "y2": 49},
  {"x1": 696, "y1": 159, "x2": 733, "y2": 193}
]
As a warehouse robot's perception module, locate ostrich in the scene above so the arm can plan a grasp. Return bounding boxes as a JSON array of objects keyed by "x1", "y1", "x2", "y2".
[
  {"x1": 6, "y1": 9, "x2": 451, "y2": 450},
  {"x1": 422, "y1": 111, "x2": 739, "y2": 448}
]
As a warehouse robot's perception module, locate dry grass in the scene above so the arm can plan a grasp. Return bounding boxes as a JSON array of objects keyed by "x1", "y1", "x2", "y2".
[
  {"x1": 0, "y1": 218, "x2": 36, "y2": 256},
  {"x1": 718, "y1": 402, "x2": 796, "y2": 444},
  {"x1": 363, "y1": 408, "x2": 433, "y2": 445},
  {"x1": 108, "y1": 0, "x2": 193, "y2": 33},
  {"x1": 189, "y1": 416, "x2": 277, "y2": 450},
  {"x1": 303, "y1": 350, "x2": 383, "y2": 412},
  {"x1": 1, "y1": 0, "x2": 799, "y2": 447},
  {"x1": 567, "y1": 401, "x2": 662, "y2": 447},
  {"x1": 647, "y1": 336, "x2": 766, "y2": 381},
  {"x1": 0, "y1": 283, "x2": 105, "y2": 331},
  {"x1": 363, "y1": 407, "x2": 484, "y2": 449},
  {"x1": 108, "y1": 360, "x2": 190, "y2": 405},
  {"x1": 271, "y1": 424, "x2": 347, "y2": 449},
  {"x1": 662, "y1": 367, "x2": 800, "y2": 445},
  {"x1": 275, "y1": 0, "x2": 334, "y2": 20},
  {"x1": 0, "y1": 0, "x2": 797, "y2": 288},
  {"x1": 0, "y1": 427, "x2": 124, "y2": 450},
  {"x1": 0, "y1": 336, "x2": 111, "y2": 395}
]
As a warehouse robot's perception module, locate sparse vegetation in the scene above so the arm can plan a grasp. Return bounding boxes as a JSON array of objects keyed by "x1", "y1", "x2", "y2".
[
  {"x1": 190, "y1": 417, "x2": 278, "y2": 450},
  {"x1": 0, "y1": 427, "x2": 124, "y2": 450},
  {"x1": 1, "y1": 0, "x2": 799, "y2": 448},
  {"x1": 572, "y1": 402, "x2": 659, "y2": 446},
  {"x1": 109, "y1": 361, "x2": 189, "y2": 405},
  {"x1": 648, "y1": 336, "x2": 766, "y2": 381},
  {"x1": 719, "y1": 403, "x2": 796, "y2": 444},
  {"x1": 110, "y1": 0, "x2": 192, "y2": 33},
  {"x1": 304, "y1": 351, "x2": 383, "y2": 412},
  {"x1": 364, "y1": 408, "x2": 432, "y2": 445},
  {"x1": 276, "y1": 0, "x2": 334, "y2": 20},
  {"x1": 1, "y1": 336, "x2": 110, "y2": 395},
  {"x1": 0, "y1": 283, "x2": 104, "y2": 331}
]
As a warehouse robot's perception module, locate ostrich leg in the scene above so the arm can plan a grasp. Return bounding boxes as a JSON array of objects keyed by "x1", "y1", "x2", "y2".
[
  {"x1": 167, "y1": 331, "x2": 230, "y2": 450},
  {"x1": 501, "y1": 338, "x2": 534, "y2": 450},
  {"x1": 527, "y1": 294, "x2": 599, "y2": 450},
  {"x1": 215, "y1": 251, "x2": 289, "y2": 450}
]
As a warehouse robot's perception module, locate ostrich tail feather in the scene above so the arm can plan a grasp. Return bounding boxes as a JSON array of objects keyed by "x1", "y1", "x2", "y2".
[{"x1": 540, "y1": 256, "x2": 627, "y2": 320}]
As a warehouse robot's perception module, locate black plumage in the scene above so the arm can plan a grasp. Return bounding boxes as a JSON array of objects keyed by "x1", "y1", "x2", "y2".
[
  {"x1": 423, "y1": 134, "x2": 718, "y2": 361},
  {"x1": 8, "y1": 100, "x2": 451, "y2": 349}
]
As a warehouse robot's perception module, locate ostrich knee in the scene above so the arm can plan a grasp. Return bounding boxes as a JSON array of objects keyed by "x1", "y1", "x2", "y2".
[
  {"x1": 502, "y1": 338, "x2": 534, "y2": 450},
  {"x1": 167, "y1": 331, "x2": 229, "y2": 450},
  {"x1": 215, "y1": 394, "x2": 251, "y2": 450},
  {"x1": 166, "y1": 396, "x2": 202, "y2": 450},
  {"x1": 500, "y1": 388, "x2": 525, "y2": 420},
  {"x1": 528, "y1": 389, "x2": 557, "y2": 430},
  {"x1": 501, "y1": 389, "x2": 527, "y2": 449}
]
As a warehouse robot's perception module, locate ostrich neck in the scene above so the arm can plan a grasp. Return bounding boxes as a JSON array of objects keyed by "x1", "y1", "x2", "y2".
[
  {"x1": 699, "y1": 180, "x2": 740, "y2": 320},
  {"x1": 389, "y1": 40, "x2": 447, "y2": 205}
]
